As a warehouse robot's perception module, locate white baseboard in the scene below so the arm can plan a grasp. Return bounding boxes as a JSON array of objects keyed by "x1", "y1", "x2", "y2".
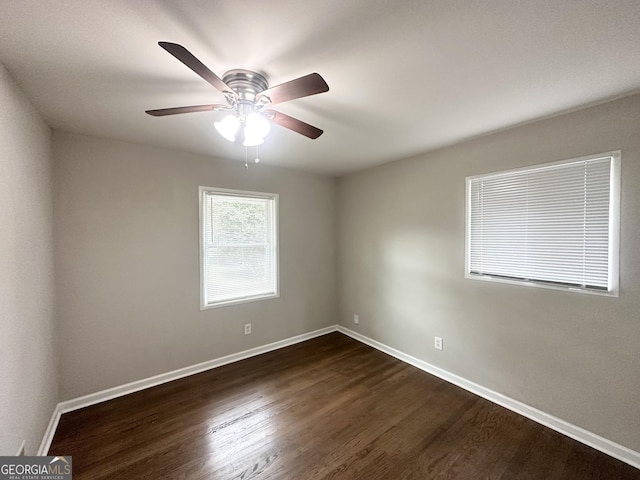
[
  {"x1": 38, "y1": 325, "x2": 335, "y2": 454},
  {"x1": 58, "y1": 325, "x2": 336, "y2": 414},
  {"x1": 337, "y1": 325, "x2": 640, "y2": 470},
  {"x1": 39, "y1": 323, "x2": 640, "y2": 470},
  {"x1": 37, "y1": 405, "x2": 61, "y2": 455},
  {"x1": 38, "y1": 325, "x2": 336, "y2": 456},
  {"x1": 15, "y1": 440, "x2": 26, "y2": 456}
]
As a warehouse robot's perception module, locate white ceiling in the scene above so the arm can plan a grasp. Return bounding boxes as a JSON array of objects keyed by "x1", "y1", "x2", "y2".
[{"x1": 1, "y1": 1, "x2": 640, "y2": 176}]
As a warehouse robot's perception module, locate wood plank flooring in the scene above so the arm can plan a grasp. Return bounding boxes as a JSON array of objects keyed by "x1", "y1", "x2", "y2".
[{"x1": 49, "y1": 332, "x2": 640, "y2": 479}]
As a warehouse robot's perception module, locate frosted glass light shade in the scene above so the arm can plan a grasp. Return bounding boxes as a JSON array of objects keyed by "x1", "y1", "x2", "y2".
[
  {"x1": 246, "y1": 113, "x2": 270, "y2": 138},
  {"x1": 214, "y1": 115, "x2": 240, "y2": 142},
  {"x1": 242, "y1": 113, "x2": 271, "y2": 146},
  {"x1": 242, "y1": 128, "x2": 265, "y2": 146}
]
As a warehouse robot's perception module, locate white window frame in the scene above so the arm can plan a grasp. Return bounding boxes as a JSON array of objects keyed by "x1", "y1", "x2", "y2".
[
  {"x1": 199, "y1": 186, "x2": 279, "y2": 309},
  {"x1": 465, "y1": 151, "x2": 621, "y2": 297}
]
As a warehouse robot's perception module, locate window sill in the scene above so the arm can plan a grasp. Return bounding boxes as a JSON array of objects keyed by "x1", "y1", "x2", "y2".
[
  {"x1": 465, "y1": 273, "x2": 618, "y2": 298},
  {"x1": 200, "y1": 292, "x2": 280, "y2": 310}
]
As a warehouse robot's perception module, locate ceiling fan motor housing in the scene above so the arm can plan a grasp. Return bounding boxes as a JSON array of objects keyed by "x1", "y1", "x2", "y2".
[{"x1": 222, "y1": 69, "x2": 269, "y2": 117}]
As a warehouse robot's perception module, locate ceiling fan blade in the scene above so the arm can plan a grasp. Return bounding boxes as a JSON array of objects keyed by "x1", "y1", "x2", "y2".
[
  {"x1": 158, "y1": 42, "x2": 235, "y2": 96},
  {"x1": 264, "y1": 109, "x2": 323, "y2": 139},
  {"x1": 145, "y1": 104, "x2": 227, "y2": 116},
  {"x1": 257, "y1": 73, "x2": 329, "y2": 106}
]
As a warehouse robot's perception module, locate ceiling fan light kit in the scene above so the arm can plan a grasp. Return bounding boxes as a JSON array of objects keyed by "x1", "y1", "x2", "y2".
[
  {"x1": 146, "y1": 42, "x2": 329, "y2": 158},
  {"x1": 213, "y1": 114, "x2": 240, "y2": 142}
]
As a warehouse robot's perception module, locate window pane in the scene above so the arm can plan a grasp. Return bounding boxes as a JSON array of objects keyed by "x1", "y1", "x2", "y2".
[
  {"x1": 201, "y1": 189, "x2": 278, "y2": 308},
  {"x1": 466, "y1": 153, "x2": 619, "y2": 294}
]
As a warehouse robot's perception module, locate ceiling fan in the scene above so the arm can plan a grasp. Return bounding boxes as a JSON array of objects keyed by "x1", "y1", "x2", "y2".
[{"x1": 146, "y1": 42, "x2": 329, "y2": 146}]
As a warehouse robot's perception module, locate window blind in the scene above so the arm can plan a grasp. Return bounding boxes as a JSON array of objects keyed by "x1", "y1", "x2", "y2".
[
  {"x1": 202, "y1": 190, "x2": 277, "y2": 307},
  {"x1": 467, "y1": 154, "x2": 618, "y2": 293}
]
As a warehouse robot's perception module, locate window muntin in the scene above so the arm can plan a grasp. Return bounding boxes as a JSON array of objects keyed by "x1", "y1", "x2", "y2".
[
  {"x1": 200, "y1": 187, "x2": 279, "y2": 309},
  {"x1": 465, "y1": 152, "x2": 620, "y2": 296}
]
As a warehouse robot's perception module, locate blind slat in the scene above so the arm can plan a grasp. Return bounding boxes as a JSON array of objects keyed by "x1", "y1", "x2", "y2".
[
  {"x1": 467, "y1": 155, "x2": 615, "y2": 292},
  {"x1": 202, "y1": 190, "x2": 277, "y2": 306}
]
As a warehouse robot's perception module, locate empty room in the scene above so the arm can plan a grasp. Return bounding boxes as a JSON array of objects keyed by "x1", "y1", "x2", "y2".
[{"x1": 1, "y1": 1, "x2": 640, "y2": 479}]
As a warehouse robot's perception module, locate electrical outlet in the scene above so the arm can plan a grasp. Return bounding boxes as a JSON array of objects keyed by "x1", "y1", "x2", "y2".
[
  {"x1": 244, "y1": 323, "x2": 252, "y2": 335},
  {"x1": 434, "y1": 336, "x2": 443, "y2": 351},
  {"x1": 354, "y1": 314, "x2": 359, "y2": 325}
]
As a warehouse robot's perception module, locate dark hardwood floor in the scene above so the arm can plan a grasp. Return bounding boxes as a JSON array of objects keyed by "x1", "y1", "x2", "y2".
[{"x1": 49, "y1": 332, "x2": 640, "y2": 479}]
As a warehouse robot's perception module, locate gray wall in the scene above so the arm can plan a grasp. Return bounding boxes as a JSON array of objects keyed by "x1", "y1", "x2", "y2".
[
  {"x1": 53, "y1": 132, "x2": 338, "y2": 400},
  {"x1": 5, "y1": 56, "x2": 638, "y2": 455},
  {"x1": 337, "y1": 94, "x2": 640, "y2": 452},
  {"x1": 0, "y1": 64, "x2": 57, "y2": 455}
]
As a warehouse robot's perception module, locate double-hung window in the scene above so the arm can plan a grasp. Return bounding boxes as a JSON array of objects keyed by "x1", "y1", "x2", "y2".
[
  {"x1": 200, "y1": 187, "x2": 279, "y2": 309},
  {"x1": 466, "y1": 152, "x2": 620, "y2": 296}
]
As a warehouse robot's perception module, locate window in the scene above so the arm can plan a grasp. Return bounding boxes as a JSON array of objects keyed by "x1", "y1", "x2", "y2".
[
  {"x1": 199, "y1": 187, "x2": 279, "y2": 309},
  {"x1": 466, "y1": 152, "x2": 620, "y2": 296}
]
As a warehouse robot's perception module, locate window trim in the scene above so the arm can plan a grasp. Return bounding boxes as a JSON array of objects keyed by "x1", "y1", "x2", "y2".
[
  {"x1": 465, "y1": 151, "x2": 621, "y2": 297},
  {"x1": 199, "y1": 186, "x2": 280, "y2": 310}
]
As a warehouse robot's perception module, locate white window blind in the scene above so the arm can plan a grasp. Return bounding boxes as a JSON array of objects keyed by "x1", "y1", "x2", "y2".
[
  {"x1": 200, "y1": 188, "x2": 278, "y2": 308},
  {"x1": 466, "y1": 152, "x2": 620, "y2": 295}
]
